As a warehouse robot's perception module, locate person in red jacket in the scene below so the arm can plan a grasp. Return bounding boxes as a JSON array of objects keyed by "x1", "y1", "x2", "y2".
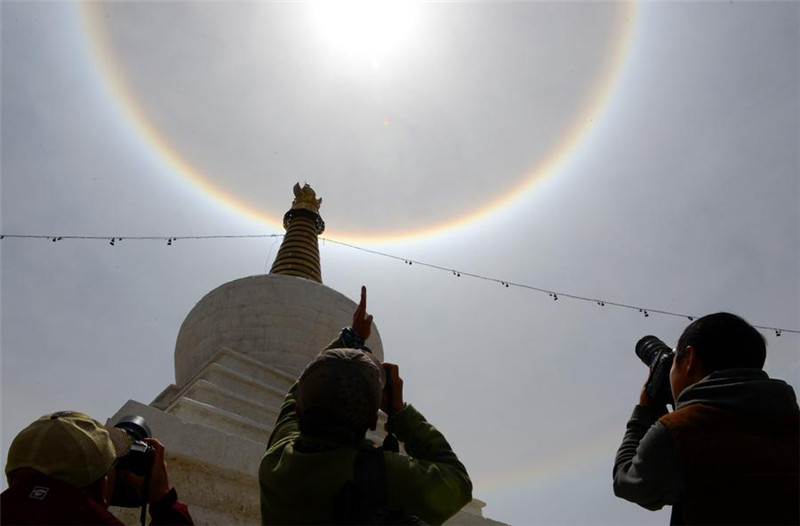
[
  {"x1": 2, "y1": 411, "x2": 193, "y2": 525},
  {"x1": 613, "y1": 312, "x2": 799, "y2": 525}
]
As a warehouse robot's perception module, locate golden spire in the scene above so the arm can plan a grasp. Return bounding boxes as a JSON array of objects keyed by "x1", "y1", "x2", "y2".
[{"x1": 269, "y1": 183, "x2": 325, "y2": 283}]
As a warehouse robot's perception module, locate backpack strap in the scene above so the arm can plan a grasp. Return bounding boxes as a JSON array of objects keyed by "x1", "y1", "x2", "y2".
[
  {"x1": 333, "y1": 448, "x2": 429, "y2": 525},
  {"x1": 332, "y1": 448, "x2": 386, "y2": 525}
]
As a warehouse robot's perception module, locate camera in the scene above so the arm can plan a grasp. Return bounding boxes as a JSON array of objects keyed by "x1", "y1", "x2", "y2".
[
  {"x1": 635, "y1": 336, "x2": 675, "y2": 407},
  {"x1": 111, "y1": 415, "x2": 154, "y2": 508}
]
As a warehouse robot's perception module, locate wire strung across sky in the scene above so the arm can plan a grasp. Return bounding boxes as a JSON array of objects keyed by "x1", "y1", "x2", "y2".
[{"x1": 1, "y1": 233, "x2": 797, "y2": 336}]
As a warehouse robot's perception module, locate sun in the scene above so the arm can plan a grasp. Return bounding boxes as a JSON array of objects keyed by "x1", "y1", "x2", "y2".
[{"x1": 311, "y1": 1, "x2": 419, "y2": 67}]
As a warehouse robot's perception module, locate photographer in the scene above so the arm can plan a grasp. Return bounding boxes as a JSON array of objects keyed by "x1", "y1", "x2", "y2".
[
  {"x1": 259, "y1": 286, "x2": 472, "y2": 525},
  {"x1": 2, "y1": 411, "x2": 193, "y2": 525},
  {"x1": 613, "y1": 312, "x2": 799, "y2": 525}
]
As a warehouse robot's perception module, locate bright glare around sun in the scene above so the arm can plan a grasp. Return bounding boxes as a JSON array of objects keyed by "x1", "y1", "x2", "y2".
[{"x1": 311, "y1": 1, "x2": 419, "y2": 67}]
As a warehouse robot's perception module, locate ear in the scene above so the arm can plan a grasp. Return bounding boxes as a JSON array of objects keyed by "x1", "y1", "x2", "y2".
[
  {"x1": 684, "y1": 345, "x2": 706, "y2": 379},
  {"x1": 82, "y1": 473, "x2": 112, "y2": 509}
]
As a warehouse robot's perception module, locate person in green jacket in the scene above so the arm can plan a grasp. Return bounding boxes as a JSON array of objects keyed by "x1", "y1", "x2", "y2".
[{"x1": 259, "y1": 286, "x2": 472, "y2": 525}]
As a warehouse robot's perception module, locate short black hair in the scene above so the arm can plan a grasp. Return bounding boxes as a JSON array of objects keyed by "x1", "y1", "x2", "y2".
[{"x1": 675, "y1": 312, "x2": 766, "y2": 373}]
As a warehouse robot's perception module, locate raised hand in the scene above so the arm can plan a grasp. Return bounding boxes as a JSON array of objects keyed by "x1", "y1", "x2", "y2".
[{"x1": 352, "y1": 285, "x2": 373, "y2": 341}]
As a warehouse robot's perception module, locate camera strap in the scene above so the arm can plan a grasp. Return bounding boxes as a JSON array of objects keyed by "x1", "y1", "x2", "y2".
[{"x1": 138, "y1": 473, "x2": 150, "y2": 526}]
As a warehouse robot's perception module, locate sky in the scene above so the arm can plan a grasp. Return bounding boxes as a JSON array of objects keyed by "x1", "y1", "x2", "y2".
[{"x1": 1, "y1": 1, "x2": 798, "y2": 525}]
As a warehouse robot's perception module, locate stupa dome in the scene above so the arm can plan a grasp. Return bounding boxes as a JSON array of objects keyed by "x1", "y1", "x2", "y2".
[{"x1": 174, "y1": 274, "x2": 384, "y2": 386}]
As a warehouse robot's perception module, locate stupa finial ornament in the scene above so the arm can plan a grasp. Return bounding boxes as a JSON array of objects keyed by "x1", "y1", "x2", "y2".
[
  {"x1": 270, "y1": 183, "x2": 325, "y2": 282},
  {"x1": 292, "y1": 183, "x2": 322, "y2": 214}
]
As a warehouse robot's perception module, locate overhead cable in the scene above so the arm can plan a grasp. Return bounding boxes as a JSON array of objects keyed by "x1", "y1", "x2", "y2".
[{"x1": 1, "y1": 232, "x2": 796, "y2": 336}]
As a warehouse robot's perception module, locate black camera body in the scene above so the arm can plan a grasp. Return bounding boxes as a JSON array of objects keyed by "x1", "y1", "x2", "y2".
[
  {"x1": 111, "y1": 415, "x2": 154, "y2": 508},
  {"x1": 635, "y1": 336, "x2": 675, "y2": 407}
]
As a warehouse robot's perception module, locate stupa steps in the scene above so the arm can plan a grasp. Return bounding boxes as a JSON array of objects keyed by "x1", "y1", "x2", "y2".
[{"x1": 168, "y1": 397, "x2": 274, "y2": 445}]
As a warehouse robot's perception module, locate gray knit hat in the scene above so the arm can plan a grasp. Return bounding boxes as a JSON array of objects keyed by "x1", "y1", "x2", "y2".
[{"x1": 297, "y1": 348, "x2": 385, "y2": 435}]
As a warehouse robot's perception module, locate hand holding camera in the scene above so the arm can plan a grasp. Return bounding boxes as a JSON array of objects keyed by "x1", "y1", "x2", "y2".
[
  {"x1": 117, "y1": 438, "x2": 171, "y2": 505},
  {"x1": 381, "y1": 363, "x2": 404, "y2": 416},
  {"x1": 112, "y1": 415, "x2": 171, "y2": 507},
  {"x1": 143, "y1": 438, "x2": 171, "y2": 504}
]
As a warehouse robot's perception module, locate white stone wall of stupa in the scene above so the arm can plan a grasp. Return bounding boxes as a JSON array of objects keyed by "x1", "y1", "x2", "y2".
[{"x1": 174, "y1": 274, "x2": 384, "y2": 386}]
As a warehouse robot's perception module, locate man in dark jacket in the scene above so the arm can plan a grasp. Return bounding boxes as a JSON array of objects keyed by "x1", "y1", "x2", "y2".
[
  {"x1": 2, "y1": 411, "x2": 193, "y2": 525},
  {"x1": 613, "y1": 312, "x2": 799, "y2": 525}
]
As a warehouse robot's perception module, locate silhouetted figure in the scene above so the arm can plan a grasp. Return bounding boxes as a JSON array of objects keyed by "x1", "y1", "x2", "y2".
[
  {"x1": 613, "y1": 312, "x2": 799, "y2": 525},
  {"x1": 2, "y1": 411, "x2": 193, "y2": 525},
  {"x1": 259, "y1": 287, "x2": 472, "y2": 525}
]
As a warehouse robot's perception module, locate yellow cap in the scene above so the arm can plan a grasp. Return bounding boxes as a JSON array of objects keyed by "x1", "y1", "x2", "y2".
[{"x1": 5, "y1": 411, "x2": 130, "y2": 488}]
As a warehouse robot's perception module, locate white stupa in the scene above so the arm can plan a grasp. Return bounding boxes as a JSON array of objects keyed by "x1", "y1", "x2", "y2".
[{"x1": 109, "y1": 185, "x2": 503, "y2": 525}]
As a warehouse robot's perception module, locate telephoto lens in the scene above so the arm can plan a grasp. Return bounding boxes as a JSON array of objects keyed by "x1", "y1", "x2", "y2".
[
  {"x1": 635, "y1": 336, "x2": 672, "y2": 367},
  {"x1": 115, "y1": 415, "x2": 150, "y2": 442},
  {"x1": 114, "y1": 415, "x2": 153, "y2": 477},
  {"x1": 634, "y1": 336, "x2": 676, "y2": 407}
]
